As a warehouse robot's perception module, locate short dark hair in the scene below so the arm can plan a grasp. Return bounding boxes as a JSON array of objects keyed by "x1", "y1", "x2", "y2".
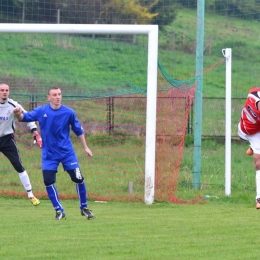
[{"x1": 48, "y1": 87, "x2": 60, "y2": 95}]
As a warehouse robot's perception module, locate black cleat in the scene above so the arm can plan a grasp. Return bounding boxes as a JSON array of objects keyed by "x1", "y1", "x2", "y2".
[
  {"x1": 81, "y1": 208, "x2": 95, "y2": 220},
  {"x1": 55, "y1": 210, "x2": 66, "y2": 220}
]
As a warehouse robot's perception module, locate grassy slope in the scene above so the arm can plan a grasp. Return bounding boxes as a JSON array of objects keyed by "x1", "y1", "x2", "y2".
[
  {"x1": 159, "y1": 8, "x2": 260, "y2": 97},
  {"x1": 0, "y1": 33, "x2": 150, "y2": 97},
  {"x1": 1, "y1": 8, "x2": 260, "y2": 98}
]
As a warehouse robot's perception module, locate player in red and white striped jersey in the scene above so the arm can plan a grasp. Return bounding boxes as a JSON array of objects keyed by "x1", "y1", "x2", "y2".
[{"x1": 238, "y1": 87, "x2": 260, "y2": 209}]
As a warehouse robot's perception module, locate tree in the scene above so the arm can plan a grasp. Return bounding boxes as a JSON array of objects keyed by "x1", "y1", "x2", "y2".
[
  {"x1": 99, "y1": 0, "x2": 158, "y2": 24},
  {"x1": 140, "y1": 0, "x2": 178, "y2": 29}
]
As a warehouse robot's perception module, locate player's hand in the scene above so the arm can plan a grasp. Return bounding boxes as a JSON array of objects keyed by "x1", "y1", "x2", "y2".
[
  {"x1": 85, "y1": 147, "x2": 92, "y2": 157},
  {"x1": 13, "y1": 107, "x2": 22, "y2": 115},
  {"x1": 32, "y1": 131, "x2": 42, "y2": 148}
]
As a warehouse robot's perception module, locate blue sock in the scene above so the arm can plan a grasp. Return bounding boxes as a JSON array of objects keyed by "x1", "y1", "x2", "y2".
[
  {"x1": 76, "y1": 182, "x2": 88, "y2": 210},
  {"x1": 46, "y1": 184, "x2": 64, "y2": 212}
]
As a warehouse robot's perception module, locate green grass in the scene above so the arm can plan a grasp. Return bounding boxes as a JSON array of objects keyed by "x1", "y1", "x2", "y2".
[
  {"x1": 0, "y1": 135, "x2": 255, "y2": 203},
  {"x1": 1, "y1": 197, "x2": 260, "y2": 260},
  {"x1": 1, "y1": 9, "x2": 260, "y2": 258},
  {"x1": 160, "y1": 8, "x2": 260, "y2": 97},
  {"x1": 178, "y1": 138, "x2": 255, "y2": 200},
  {"x1": 0, "y1": 33, "x2": 149, "y2": 96},
  {"x1": 2, "y1": 8, "x2": 260, "y2": 98}
]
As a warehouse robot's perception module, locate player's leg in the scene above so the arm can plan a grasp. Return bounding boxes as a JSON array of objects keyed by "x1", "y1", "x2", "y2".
[
  {"x1": 66, "y1": 163, "x2": 95, "y2": 219},
  {"x1": 67, "y1": 168, "x2": 86, "y2": 207},
  {"x1": 245, "y1": 132, "x2": 260, "y2": 209},
  {"x1": 246, "y1": 147, "x2": 253, "y2": 155},
  {"x1": 238, "y1": 123, "x2": 254, "y2": 155},
  {"x1": 0, "y1": 134, "x2": 40, "y2": 205},
  {"x1": 43, "y1": 169, "x2": 66, "y2": 220},
  {"x1": 253, "y1": 154, "x2": 260, "y2": 209}
]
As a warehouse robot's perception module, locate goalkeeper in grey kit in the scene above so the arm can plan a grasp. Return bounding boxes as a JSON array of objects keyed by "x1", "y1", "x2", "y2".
[{"x1": 0, "y1": 83, "x2": 41, "y2": 205}]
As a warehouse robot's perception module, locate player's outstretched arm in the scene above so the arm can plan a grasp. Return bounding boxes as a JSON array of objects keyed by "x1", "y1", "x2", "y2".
[
  {"x1": 13, "y1": 106, "x2": 42, "y2": 148},
  {"x1": 78, "y1": 134, "x2": 93, "y2": 157},
  {"x1": 13, "y1": 107, "x2": 24, "y2": 121}
]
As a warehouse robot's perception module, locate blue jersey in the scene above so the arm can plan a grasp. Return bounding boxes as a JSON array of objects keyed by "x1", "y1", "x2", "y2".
[{"x1": 22, "y1": 104, "x2": 84, "y2": 161}]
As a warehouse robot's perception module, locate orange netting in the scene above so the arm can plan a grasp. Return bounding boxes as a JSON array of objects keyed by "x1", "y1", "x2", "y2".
[{"x1": 0, "y1": 88, "x2": 197, "y2": 203}]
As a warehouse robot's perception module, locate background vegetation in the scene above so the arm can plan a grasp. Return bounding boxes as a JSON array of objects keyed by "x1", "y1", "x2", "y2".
[
  {"x1": 0, "y1": 1, "x2": 259, "y2": 201},
  {"x1": 1, "y1": 2, "x2": 260, "y2": 258}
]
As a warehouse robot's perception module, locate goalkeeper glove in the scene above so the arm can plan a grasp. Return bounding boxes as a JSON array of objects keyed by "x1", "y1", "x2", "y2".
[{"x1": 32, "y1": 131, "x2": 42, "y2": 148}]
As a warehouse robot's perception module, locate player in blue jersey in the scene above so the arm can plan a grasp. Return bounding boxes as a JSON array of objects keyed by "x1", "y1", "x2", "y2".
[{"x1": 14, "y1": 87, "x2": 94, "y2": 220}]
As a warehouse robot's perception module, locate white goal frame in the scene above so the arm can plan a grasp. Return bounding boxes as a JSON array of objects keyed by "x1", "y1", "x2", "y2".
[
  {"x1": 222, "y1": 48, "x2": 232, "y2": 196},
  {"x1": 0, "y1": 23, "x2": 159, "y2": 204}
]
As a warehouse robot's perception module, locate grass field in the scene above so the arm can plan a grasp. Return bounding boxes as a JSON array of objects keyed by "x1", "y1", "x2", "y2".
[{"x1": 1, "y1": 196, "x2": 259, "y2": 260}]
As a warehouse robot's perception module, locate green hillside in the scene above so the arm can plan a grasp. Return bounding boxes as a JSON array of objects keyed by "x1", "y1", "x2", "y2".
[
  {"x1": 160, "y1": 8, "x2": 260, "y2": 97},
  {"x1": 0, "y1": 8, "x2": 259, "y2": 98}
]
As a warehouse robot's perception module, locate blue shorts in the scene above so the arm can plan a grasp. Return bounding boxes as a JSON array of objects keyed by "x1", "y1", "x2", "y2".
[{"x1": 42, "y1": 154, "x2": 80, "y2": 171}]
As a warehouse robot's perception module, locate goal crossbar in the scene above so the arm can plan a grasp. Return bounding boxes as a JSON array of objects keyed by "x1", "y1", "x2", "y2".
[{"x1": 0, "y1": 23, "x2": 159, "y2": 204}]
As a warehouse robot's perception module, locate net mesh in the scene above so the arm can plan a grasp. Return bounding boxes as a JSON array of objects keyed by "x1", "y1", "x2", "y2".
[
  {"x1": 0, "y1": 33, "x2": 151, "y2": 98},
  {"x1": 4, "y1": 0, "x2": 253, "y2": 201},
  {"x1": 1, "y1": 1, "x2": 233, "y2": 202},
  {"x1": 0, "y1": 3, "x2": 197, "y2": 202},
  {"x1": 0, "y1": 92, "x2": 194, "y2": 202}
]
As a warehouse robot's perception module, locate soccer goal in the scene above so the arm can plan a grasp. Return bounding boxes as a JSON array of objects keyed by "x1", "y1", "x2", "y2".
[{"x1": 0, "y1": 23, "x2": 158, "y2": 204}]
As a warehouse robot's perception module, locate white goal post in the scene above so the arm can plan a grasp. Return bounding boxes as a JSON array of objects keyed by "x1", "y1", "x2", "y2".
[
  {"x1": 222, "y1": 48, "x2": 232, "y2": 196},
  {"x1": 0, "y1": 23, "x2": 159, "y2": 204}
]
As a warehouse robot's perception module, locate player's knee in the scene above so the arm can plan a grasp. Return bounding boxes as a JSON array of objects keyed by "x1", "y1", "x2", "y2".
[
  {"x1": 67, "y1": 168, "x2": 84, "y2": 183},
  {"x1": 44, "y1": 180, "x2": 55, "y2": 186},
  {"x1": 13, "y1": 164, "x2": 24, "y2": 173},
  {"x1": 43, "y1": 170, "x2": 56, "y2": 186}
]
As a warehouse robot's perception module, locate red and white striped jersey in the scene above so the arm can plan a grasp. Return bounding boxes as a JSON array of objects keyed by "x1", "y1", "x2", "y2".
[{"x1": 240, "y1": 87, "x2": 260, "y2": 135}]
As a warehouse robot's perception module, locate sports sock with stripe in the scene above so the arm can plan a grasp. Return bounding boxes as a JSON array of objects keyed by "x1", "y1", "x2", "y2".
[
  {"x1": 76, "y1": 182, "x2": 88, "y2": 210},
  {"x1": 18, "y1": 171, "x2": 33, "y2": 198},
  {"x1": 46, "y1": 184, "x2": 64, "y2": 212}
]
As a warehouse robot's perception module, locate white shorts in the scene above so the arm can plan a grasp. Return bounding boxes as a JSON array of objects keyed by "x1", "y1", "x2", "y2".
[{"x1": 238, "y1": 123, "x2": 260, "y2": 154}]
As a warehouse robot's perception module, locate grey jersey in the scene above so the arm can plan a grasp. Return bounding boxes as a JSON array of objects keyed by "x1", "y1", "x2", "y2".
[{"x1": 0, "y1": 98, "x2": 37, "y2": 137}]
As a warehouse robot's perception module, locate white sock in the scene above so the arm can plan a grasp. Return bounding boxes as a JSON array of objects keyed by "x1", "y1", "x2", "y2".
[
  {"x1": 18, "y1": 171, "x2": 33, "y2": 198},
  {"x1": 256, "y1": 170, "x2": 260, "y2": 200}
]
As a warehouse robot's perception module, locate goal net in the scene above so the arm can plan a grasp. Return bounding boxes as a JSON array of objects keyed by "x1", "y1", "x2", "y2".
[{"x1": 0, "y1": 24, "x2": 195, "y2": 203}]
